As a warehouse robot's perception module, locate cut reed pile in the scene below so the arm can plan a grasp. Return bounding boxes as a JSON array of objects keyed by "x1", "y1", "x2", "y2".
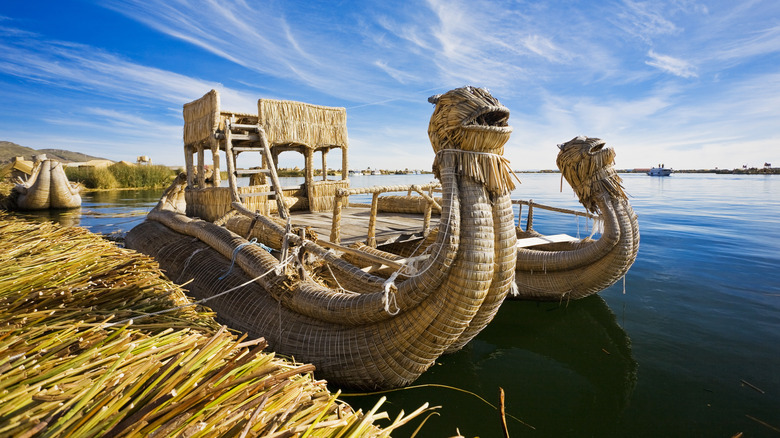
[{"x1": 0, "y1": 213, "x2": 429, "y2": 437}]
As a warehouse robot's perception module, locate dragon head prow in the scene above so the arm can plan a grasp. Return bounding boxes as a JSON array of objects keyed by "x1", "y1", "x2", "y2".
[
  {"x1": 428, "y1": 86, "x2": 516, "y2": 196},
  {"x1": 556, "y1": 136, "x2": 626, "y2": 213}
]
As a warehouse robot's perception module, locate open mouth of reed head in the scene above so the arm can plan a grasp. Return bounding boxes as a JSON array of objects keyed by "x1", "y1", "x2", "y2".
[{"x1": 461, "y1": 106, "x2": 512, "y2": 133}]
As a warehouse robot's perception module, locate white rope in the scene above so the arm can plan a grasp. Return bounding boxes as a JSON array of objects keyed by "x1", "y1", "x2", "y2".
[
  {"x1": 177, "y1": 247, "x2": 206, "y2": 283},
  {"x1": 105, "y1": 266, "x2": 279, "y2": 327},
  {"x1": 382, "y1": 271, "x2": 401, "y2": 315},
  {"x1": 219, "y1": 238, "x2": 272, "y2": 280}
]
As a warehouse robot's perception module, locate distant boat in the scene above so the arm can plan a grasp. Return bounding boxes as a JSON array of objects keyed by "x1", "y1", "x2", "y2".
[{"x1": 647, "y1": 167, "x2": 672, "y2": 176}]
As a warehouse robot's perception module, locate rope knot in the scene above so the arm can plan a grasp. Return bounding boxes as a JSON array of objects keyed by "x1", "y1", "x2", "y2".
[{"x1": 382, "y1": 271, "x2": 401, "y2": 315}]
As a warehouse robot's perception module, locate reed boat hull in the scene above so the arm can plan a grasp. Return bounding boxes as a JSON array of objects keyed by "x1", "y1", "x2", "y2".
[
  {"x1": 510, "y1": 137, "x2": 639, "y2": 301},
  {"x1": 10, "y1": 160, "x2": 81, "y2": 210},
  {"x1": 126, "y1": 86, "x2": 518, "y2": 389}
]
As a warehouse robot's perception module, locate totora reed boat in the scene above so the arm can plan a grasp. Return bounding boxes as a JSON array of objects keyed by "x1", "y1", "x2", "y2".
[
  {"x1": 511, "y1": 136, "x2": 640, "y2": 301},
  {"x1": 6, "y1": 158, "x2": 82, "y2": 210},
  {"x1": 126, "y1": 86, "x2": 519, "y2": 389}
]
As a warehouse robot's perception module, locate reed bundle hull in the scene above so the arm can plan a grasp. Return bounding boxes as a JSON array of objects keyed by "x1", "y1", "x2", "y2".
[{"x1": 10, "y1": 159, "x2": 81, "y2": 210}]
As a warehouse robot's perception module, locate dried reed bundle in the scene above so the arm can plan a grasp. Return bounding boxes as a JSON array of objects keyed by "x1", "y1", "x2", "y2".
[
  {"x1": 0, "y1": 213, "x2": 429, "y2": 437},
  {"x1": 308, "y1": 180, "x2": 349, "y2": 212},
  {"x1": 376, "y1": 195, "x2": 442, "y2": 214},
  {"x1": 258, "y1": 99, "x2": 348, "y2": 150},
  {"x1": 185, "y1": 185, "x2": 269, "y2": 222}
]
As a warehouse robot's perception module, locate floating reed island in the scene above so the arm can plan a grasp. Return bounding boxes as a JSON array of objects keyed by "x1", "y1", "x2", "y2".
[
  {"x1": 126, "y1": 86, "x2": 518, "y2": 390},
  {"x1": 0, "y1": 213, "x2": 429, "y2": 437}
]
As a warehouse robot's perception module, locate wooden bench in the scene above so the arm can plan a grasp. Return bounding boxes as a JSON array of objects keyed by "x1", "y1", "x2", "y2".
[{"x1": 516, "y1": 233, "x2": 580, "y2": 248}]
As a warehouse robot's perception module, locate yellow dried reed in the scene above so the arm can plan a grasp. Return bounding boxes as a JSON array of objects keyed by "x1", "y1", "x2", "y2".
[
  {"x1": 0, "y1": 213, "x2": 431, "y2": 437},
  {"x1": 258, "y1": 99, "x2": 348, "y2": 150}
]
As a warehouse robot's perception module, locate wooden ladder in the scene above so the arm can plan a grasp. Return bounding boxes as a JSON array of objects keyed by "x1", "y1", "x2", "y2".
[{"x1": 223, "y1": 119, "x2": 289, "y2": 219}]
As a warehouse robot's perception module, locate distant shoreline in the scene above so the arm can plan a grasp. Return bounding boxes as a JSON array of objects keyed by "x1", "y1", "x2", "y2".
[{"x1": 514, "y1": 168, "x2": 780, "y2": 175}]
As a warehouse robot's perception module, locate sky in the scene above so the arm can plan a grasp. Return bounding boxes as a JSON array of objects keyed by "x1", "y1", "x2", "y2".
[{"x1": 1, "y1": 0, "x2": 779, "y2": 171}]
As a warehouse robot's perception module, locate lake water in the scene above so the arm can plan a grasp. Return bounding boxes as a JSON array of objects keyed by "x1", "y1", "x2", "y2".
[{"x1": 13, "y1": 173, "x2": 780, "y2": 437}]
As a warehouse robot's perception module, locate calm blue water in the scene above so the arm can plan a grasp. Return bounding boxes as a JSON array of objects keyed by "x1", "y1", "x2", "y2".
[{"x1": 14, "y1": 173, "x2": 780, "y2": 436}]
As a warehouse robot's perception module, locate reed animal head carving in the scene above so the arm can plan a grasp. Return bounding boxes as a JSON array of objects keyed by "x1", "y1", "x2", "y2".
[
  {"x1": 428, "y1": 86, "x2": 515, "y2": 195},
  {"x1": 556, "y1": 136, "x2": 627, "y2": 213}
]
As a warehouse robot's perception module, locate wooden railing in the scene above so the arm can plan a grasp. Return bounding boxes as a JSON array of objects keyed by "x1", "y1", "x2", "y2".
[
  {"x1": 513, "y1": 199, "x2": 598, "y2": 232},
  {"x1": 330, "y1": 183, "x2": 441, "y2": 246}
]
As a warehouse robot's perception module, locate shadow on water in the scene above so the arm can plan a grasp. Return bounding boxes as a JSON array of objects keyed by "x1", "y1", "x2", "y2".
[{"x1": 344, "y1": 295, "x2": 637, "y2": 437}]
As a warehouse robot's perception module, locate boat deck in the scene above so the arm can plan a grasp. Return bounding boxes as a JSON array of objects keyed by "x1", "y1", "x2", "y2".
[{"x1": 290, "y1": 207, "x2": 430, "y2": 245}]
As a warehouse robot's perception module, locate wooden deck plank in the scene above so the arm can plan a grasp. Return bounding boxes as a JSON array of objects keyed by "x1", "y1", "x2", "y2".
[{"x1": 290, "y1": 207, "x2": 428, "y2": 244}]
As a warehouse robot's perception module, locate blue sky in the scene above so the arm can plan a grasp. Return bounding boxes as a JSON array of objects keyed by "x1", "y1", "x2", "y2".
[{"x1": 1, "y1": 0, "x2": 778, "y2": 171}]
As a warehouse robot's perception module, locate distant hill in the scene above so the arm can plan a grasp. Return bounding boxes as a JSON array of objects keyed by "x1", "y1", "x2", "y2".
[{"x1": 0, "y1": 141, "x2": 108, "y2": 164}]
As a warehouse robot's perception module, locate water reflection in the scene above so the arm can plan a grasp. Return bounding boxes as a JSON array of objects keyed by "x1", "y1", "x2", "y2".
[
  {"x1": 11, "y1": 207, "x2": 84, "y2": 228},
  {"x1": 8, "y1": 189, "x2": 161, "y2": 235},
  {"x1": 347, "y1": 295, "x2": 637, "y2": 437}
]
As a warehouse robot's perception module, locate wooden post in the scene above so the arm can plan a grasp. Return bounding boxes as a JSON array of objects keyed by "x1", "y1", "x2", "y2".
[
  {"x1": 367, "y1": 192, "x2": 379, "y2": 247},
  {"x1": 184, "y1": 145, "x2": 194, "y2": 188},
  {"x1": 258, "y1": 127, "x2": 288, "y2": 219},
  {"x1": 321, "y1": 149, "x2": 328, "y2": 181},
  {"x1": 330, "y1": 193, "x2": 343, "y2": 243},
  {"x1": 423, "y1": 201, "x2": 432, "y2": 237},
  {"x1": 341, "y1": 146, "x2": 348, "y2": 181},
  {"x1": 516, "y1": 203, "x2": 523, "y2": 230},
  {"x1": 526, "y1": 200, "x2": 534, "y2": 231},
  {"x1": 211, "y1": 145, "x2": 221, "y2": 187},
  {"x1": 197, "y1": 145, "x2": 205, "y2": 188},
  {"x1": 224, "y1": 129, "x2": 241, "y2": 204}
]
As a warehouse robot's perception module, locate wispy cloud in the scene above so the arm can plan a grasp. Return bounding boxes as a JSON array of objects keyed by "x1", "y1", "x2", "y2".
[
  {"x1": 611, "y1": 0, "x2": 681, "y2": 43},
  {"x1": 645, "y1": 50, "x2": 698, "y2": 78}
]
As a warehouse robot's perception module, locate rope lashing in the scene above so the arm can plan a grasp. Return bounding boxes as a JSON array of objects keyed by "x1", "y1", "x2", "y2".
[
  {"x1": 219, "y1": 238, "x2": 273, "y2": 280},
  {"x1": 382, "y1": 271, "x2": 401, "y2": 315}
]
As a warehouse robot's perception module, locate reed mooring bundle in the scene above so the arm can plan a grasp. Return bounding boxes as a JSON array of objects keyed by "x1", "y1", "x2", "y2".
[{"x1": 0, "y1": 213, "x2": 429, "y2": 437}]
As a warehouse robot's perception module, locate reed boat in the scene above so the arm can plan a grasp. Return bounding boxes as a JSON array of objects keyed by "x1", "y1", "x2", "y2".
[
  {"x1": 7, "y1": 158, "x2": 82, "y2": 210},
  {"x1": 511, "y1": 136, "x2": 640, "y2": 301},
  {"x1": 126, "y1": 86, "x2": 518, "y2": 389}
]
